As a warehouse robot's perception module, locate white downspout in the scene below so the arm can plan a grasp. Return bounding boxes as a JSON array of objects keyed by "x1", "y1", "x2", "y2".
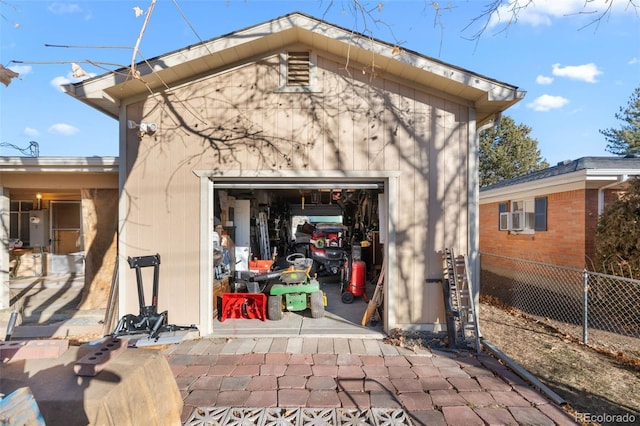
[
  {"x1": 469, "y1": 111, "x2": 501, "y2": 338},
  {"x1": 598, "y1": 174, "x2": 629, "y2": 215}
]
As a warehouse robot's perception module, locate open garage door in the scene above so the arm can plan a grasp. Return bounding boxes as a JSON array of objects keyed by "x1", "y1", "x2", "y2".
[{"x1": 209, "y1": 179, "x2": 386, "y2": 335}]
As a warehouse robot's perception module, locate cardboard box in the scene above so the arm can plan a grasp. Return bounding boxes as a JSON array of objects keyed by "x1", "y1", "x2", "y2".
[
  {"x1": 212, "y1": 278, "x2": 230, "y2": 318},
  {"x1": 249, "y1": 260, "x2": 273, "y2": 274}
]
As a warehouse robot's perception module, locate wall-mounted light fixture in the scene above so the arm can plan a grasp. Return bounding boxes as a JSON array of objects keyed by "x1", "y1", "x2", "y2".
[
  {"x1": 127, "y1": 120, "x2": 157, "y2": 136},
  {"x1": 36, "y1": 192, "x2": 42, "y2": 210}
]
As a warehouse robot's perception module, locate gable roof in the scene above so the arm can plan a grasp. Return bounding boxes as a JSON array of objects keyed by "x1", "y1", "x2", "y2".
[
  {"x1": 63, "y1": 12, "x2": 524, "y2": 125},
  {"x1": 480, "y1": 156, "x2": 640, "y2": 202}
]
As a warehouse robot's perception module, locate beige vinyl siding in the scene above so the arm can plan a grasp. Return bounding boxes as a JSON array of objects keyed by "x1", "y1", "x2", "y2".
[{"x1": 122, "y1": 50, "x2": 469, "y2": 329}]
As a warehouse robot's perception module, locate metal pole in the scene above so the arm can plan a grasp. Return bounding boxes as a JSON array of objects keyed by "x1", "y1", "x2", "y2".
[
  {"x1": 482, "y1": 339, "x2": 566, "y2": 406},
  {"x1": 582, "y1": 270, "x2": 589, "y2": 345}
]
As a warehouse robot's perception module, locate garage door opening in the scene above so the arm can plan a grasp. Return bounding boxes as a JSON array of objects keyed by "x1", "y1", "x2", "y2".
[{"x1": 209, "y1": 180, "x2": 386, "y2": 335}]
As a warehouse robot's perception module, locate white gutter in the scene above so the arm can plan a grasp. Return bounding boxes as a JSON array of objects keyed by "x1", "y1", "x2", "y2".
[{"x1": 598, "y1": 174, "x2": 629, "y2": 215}]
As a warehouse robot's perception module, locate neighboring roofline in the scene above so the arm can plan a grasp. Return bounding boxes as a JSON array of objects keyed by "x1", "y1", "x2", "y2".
[
  {"x1": 480, "y1": 156, "x2": 640, "y2": 203},
  {"x1": 0, "y1": 156, "x2": 119, "y2": 173},
  {"x1": 62, "y1": 11, "x2": 523, "y2": 123}
]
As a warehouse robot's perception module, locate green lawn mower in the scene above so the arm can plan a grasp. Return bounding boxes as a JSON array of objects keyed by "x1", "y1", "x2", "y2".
[{"x1": 250, "y1": 253, "x2": 326, "y2": 320}]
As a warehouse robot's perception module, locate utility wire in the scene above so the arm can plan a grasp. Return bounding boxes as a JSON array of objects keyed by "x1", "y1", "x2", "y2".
[
  {"x1": 45, "y1": 44, "x2": 134, "y2": 50},
  {"x1": 171, "y1": 0, "x2": 214, "y2": 55},
  {"x1": 0, "y1": 141, "x2": 39, "y2": 157}
]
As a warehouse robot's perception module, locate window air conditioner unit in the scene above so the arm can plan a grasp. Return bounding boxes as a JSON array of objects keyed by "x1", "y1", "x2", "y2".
[
  {"x1": 499, "y1": 212, "x2": 525, "y2": 231},
  {"x1": 510, "y1": 212, "x2": 524, "y2": 231}
]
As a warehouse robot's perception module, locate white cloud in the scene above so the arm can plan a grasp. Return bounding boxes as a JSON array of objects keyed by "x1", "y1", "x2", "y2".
[
  {"x1": 48, "y1": 3, "x2": 82, "y2": 14},
  {"x1": 527, "y1": 94, "x2": 569, "y2": 112},
  {"x1": 48, "y1": 123, "x2": 79, "y2": 136},
  {"x1": 488, "y1": 0, "x2": 633, "y2": 28},
  {"x1": 552, "y1": 63, "x2": 602, "y2": 83},
  {"x1": 24, "y1": 127, "x2": 40, "y2": 137},
  {"x1": 51, "y1": 76, "x2": 71, "y2": 92},
  {"x1": 9, "y1": 65, "x2": 32, "y2": 77},
  {"x1": 536, "y1": 75, "x2": 554, "y2": 85},
  {"x1": 629, "y1": 57, "x2": 639, "y2": 65},
  {"x1": 51, "y1": 70, "x2": 93, "y2": 93}
]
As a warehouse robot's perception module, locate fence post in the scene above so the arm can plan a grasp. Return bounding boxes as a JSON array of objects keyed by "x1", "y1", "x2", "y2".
[{"x1": 582, "y1": 270, "x2": 589, "y2": 345}]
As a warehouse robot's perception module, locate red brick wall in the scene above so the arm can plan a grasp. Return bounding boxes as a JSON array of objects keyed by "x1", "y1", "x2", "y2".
[{"x1": 480, "y1": 189, "x2": 589, "y2": 269}]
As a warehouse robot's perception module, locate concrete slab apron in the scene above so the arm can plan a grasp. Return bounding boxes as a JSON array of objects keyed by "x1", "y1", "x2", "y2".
[{"x1": 164, "y1": 337, "x2": 574, "y2": 426}]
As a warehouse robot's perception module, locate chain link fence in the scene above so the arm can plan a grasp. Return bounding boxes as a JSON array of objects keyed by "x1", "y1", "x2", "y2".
[{"x1": 480, "y1": 252, "x2": 640, "y2": 358}]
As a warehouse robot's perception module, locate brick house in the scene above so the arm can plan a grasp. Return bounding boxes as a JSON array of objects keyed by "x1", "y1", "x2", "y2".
[{"x1": 479, "y1": 156, "x2": 640, "y2": 270}]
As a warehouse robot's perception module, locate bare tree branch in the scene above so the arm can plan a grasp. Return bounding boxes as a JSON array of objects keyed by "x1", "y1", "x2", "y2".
[{"x1": 131, "y1": 0, "x2": 156, "y2": 79}]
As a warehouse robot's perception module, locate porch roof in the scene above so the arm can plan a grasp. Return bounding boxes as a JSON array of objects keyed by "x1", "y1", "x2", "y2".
[{"x1": 0, "y1": 156, "x2": 119, "y2": 173}]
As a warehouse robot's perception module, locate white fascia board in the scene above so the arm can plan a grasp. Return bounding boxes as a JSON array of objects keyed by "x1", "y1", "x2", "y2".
[
  {"x1": 488, "y1": 86, "x2": 525, "y2": 102},
  {"x1": 0, "y1": 156, "x2": 119, "y2": 173},
  {"x1": 61, "y1": 79, "x2": 122, "y2": 119},
  {"x1": 270, "y1": 13, "x2": 520, "y2": 99},
  {"x1": 68, "y1": 79, "x2": 119, "y2": 98},
  {"x1": 97, "y1": 15, "x2": 303, "y2": 86},
  {"x1": 62, "y1": 12, "x2": 522, "y2": 125},
  {"x1": 62, "y1": 19, "x2": 283, "y2": 108},
  {"x1": 337, "y1": 37, "x2": 517, "y2": 97},
  {"x1": 72, "y1": 13, "x2": 519, "y2": 104},
  {"x1": 62, "y1": 78, "x2": 120, "y2": 102},
  {"x1": 584, "y1": 168, "x2": 640, "y2": 178}
]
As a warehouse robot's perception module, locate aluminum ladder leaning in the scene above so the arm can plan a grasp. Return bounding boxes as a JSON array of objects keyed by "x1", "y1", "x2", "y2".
[{"x1": 442, "y1": 248, "x2": 480, "y2": 352}]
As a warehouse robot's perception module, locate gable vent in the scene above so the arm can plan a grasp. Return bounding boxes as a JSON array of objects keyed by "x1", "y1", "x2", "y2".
[{"x1": 287, "y1": 51, "x2": 310, "y2": 86}]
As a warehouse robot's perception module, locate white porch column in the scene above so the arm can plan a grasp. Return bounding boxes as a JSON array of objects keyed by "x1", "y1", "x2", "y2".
[{"x1": 1, "y1": 187, "x2": 10, "y2": 309}]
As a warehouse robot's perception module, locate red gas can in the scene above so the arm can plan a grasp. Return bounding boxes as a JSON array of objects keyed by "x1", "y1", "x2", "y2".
[{"x1": 342, "y1": 260, "x2": 367, "y2": 303}]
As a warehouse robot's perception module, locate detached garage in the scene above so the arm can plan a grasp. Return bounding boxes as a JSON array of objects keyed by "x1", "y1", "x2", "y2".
[{"x1": 63, "y1": 12, "x2": 523, "y2": 336}]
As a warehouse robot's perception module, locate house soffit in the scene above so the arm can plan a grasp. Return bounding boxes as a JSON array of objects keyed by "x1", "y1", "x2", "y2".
[{"x1": 62, "y1": 12, "x2": 522, "y2": 123}]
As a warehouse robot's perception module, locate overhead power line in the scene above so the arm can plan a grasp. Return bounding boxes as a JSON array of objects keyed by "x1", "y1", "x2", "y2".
[{"x1": 0, "y1": 141, "x2": 40, "y2": 157}]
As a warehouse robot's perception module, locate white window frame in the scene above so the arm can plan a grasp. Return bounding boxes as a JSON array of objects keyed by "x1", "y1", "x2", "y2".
[
  {"x1": 10, "y1": 200, "x2": 34, "y2": 246},
  {"x1": 499, "y1": 199, "x2": 535, "y2": 233}
]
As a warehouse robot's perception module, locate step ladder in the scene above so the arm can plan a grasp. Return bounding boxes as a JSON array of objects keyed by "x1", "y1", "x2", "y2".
[
  {"x1": 258, "y1": 212, "x2": 271, "y2": 260},
  {"x1": 442, "y1": 248, "x2": 480, "y2": 352}
]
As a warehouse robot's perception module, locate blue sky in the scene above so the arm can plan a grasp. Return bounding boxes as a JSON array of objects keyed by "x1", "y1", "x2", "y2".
[{"x1": 1, "y1": 1, "x2": 639, "y2": 165}]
